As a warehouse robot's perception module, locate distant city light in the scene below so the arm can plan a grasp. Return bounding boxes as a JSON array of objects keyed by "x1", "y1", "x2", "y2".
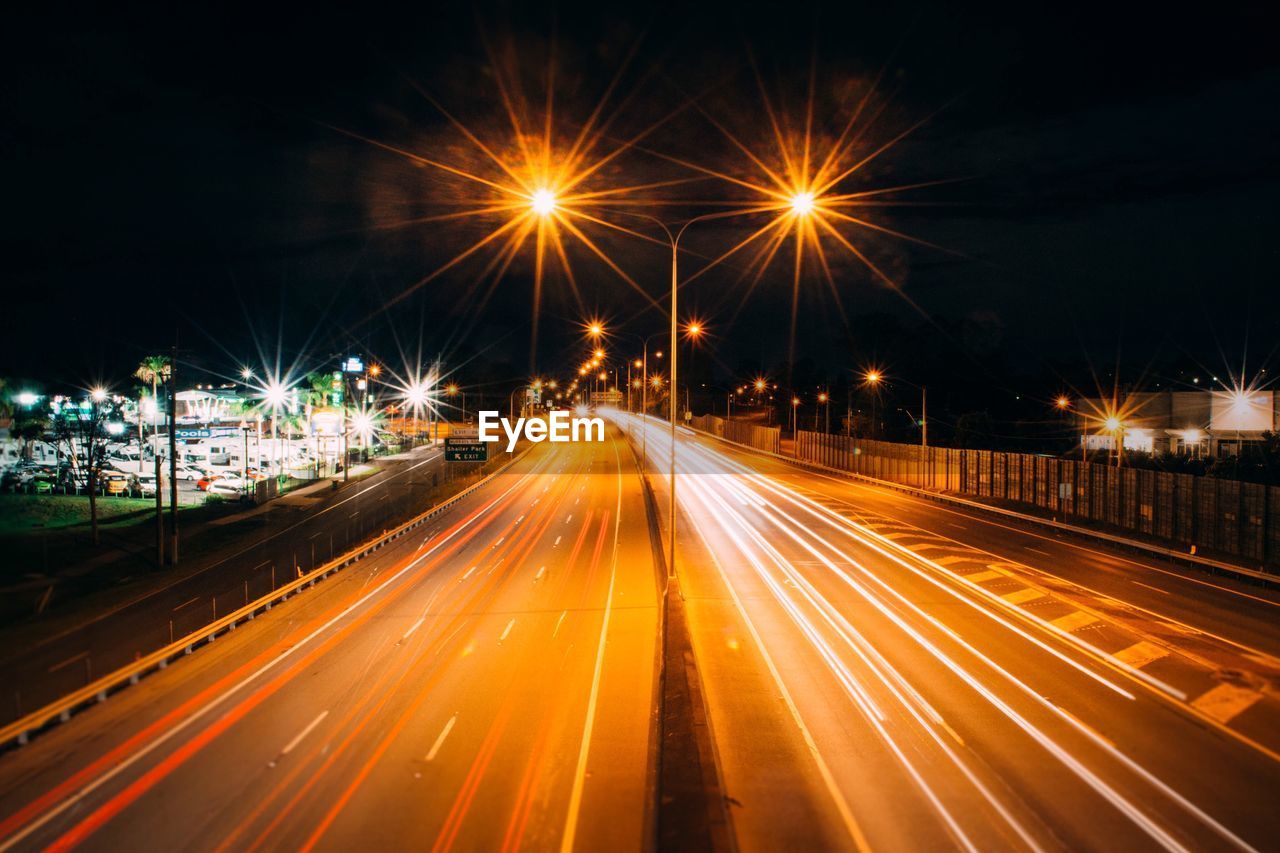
[
  {"x1": 16, "y1": 392, "x2": 38, "y2": 407},
  {"x1": 90, "y1": 387, "x2": 108, "y2": 402}
]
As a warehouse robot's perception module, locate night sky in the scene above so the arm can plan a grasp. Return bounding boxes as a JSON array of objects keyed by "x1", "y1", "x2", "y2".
[{"x1": 3, "y1": 2, "x2": 1277, "y2": 409}]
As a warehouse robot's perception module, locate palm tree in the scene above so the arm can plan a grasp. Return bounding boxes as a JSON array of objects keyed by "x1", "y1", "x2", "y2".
[
  {"x1": 305, "y1": 372, "x2": 333, "y2": 408},
  {"x1": 134, "y1": 356, "x2": 171, "y2": 425}
]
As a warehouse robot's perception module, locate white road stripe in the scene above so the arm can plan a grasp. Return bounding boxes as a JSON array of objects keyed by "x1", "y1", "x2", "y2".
[
  {"x1": 425, "y1": 714, "x2": 457, "y2": 762},
  {"x1": 269, "y1": 710, "x2": 329, "y2": 767},
  {"x1": 462, "y1": 565, "x2": 477, "y2": 580},
  {"x1": 400, "y1": 617, "x2": 425, "y2": 643},
  {"x1": 500, "y1": 619, "x2": 515, "y2": 641},
  {"x1": 535, "y1": 566, "x2": 546, "y2": 580},
  {"x1": 553, "y1": 611, "x2": 567, "y2": 638},
  {"x1": 554, "y1": 536, "x2": 562, "y2": 546}
]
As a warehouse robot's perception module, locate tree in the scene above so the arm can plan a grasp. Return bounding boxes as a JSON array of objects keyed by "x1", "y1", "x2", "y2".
[
  {"x1": 305, "y1": 371, "x2": 334, "y2": 408},
  {"x1": 52, "y1": 391, "x2": 122, "y2": 546},
  {"x1": 133, "y1": 356, "x2": 171, "y2": 438}
]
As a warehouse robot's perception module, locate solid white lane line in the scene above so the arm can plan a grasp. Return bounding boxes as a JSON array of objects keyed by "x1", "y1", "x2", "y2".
[
  {"x1": 500, "y1": 619, "x2": 515, "y2": 641},
  {"x1": 1025, "y1": 547, "x2": 1051, "y2": 556},
  {"x1": 425, "y1": 715, "x2": 457, "y2": 762},
  {"x1": 1132, "y1": 581, "x2": 1171, "y2": 596},
  {"x1": 282, "y1": 710, "x2": 328, "y2": 756}
]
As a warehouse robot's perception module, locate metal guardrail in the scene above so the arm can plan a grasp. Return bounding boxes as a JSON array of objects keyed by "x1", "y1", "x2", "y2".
[
  {"x1": 689, "y1": 425, "x2": 1276, "y2": 586},
  {"x1": 0, "y1": 446, "x2": 531, "y2": 749}
]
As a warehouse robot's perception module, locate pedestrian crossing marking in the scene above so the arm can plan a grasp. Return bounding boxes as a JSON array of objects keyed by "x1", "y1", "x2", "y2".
[
  {"x1": 1191, "y1": 682, "x2": 1263, "y2": 723},
  {"x1": 1002, "y1": 588, "x2": 1045, "y2": 605},
  {"x1": 1052, "y1": 611, "x2": 1099, "y2": 632},
  {"x1": 1113, "y1": 641, "x2": 1169, "y2": 669}
]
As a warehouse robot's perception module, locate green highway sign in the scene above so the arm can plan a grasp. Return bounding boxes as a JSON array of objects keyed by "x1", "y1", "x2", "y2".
[{"x1": 444, "y1": 438, "x2": 487, "y2": 462}]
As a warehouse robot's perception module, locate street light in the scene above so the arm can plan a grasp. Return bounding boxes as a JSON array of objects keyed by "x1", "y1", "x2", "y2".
[
  {"x1": 531, "y1": 188, "x2": 557, "y2": 216},
  {"x1": 863, "y1": 370, "x2": 882, "y2": 438},
  {"x1": 445, "y1": 383, "x2": 466, "y2": 423},
  {"x1": 790, "y1": 192, "x2": 816, "y2": 216}
]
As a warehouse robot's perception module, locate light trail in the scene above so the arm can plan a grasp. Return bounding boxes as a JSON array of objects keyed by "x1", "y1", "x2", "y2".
[{"x1": 611, "y1": 411, "x2": 1257, "y2": 851}]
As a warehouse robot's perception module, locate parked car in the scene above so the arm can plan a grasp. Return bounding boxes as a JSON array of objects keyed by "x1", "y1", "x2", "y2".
[
  {"x1": 206, "y1": 476, "x2": 251, "y2": 497},
  {"x1": 173, "y1": 463, "x2": 205, "y2": 481},
  {"x1": 100, "y1": 470, "x2": 131, "y2": 496},
  {"x1": 135, "y1": 474, "x2": 159, "y2": 497},
  {"x1": 196, "y1": 473, "x2": 223, "y2": 491}
]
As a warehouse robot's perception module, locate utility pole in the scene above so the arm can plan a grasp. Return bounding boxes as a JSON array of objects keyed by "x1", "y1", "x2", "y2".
[
  {"x1": 921, "y1": 386, "x2": 928, "y2": 448},
  {"x1": 168, "y1": 343, "x2": 179, "y2": 564}
]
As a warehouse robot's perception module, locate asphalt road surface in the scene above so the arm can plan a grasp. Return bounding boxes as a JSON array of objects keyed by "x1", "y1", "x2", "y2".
[
  {"x1": 3, "y1": 411, "x2": 1279, "y2": 851},
  {"x1": 617, "y1": 412, "x2": 1280, "y2": 851},
  {"x1": 0, "y1": 430, "x2": 659, "y2": 851}
]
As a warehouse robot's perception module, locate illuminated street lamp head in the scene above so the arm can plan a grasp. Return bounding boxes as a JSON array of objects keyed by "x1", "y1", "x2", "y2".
[
  {"x1": 1104, "y1": 416, "x2": 1122, "y2": 432},
  {"x1": 865, "y1": 370, "x2": 882, "y2": 384},
  {"x1": 240, "y1": 366, "x2": 255, "y2": 381},
  {"x1": 1056, "y1": 396, "x2": 1071, "y2": 410},
  {"x1": 818, "y1": 392, "x2": 828, "y2": 403},
  {"x1": 755, "y1": 379, "x2": 767, "y2": 392},
  {"x1": 594, "y1": 348, "x2": 605, "y2": 359},
  {"x1": 404, "y1": 383, "x2": 428, "y2": 406},
  {"x1": 634, "y1": 359, "x2": 643, "y2": 369},
  {"x1": 445, "y1": 383, "x2": 459, "y2": 396},
  {"x1": 598, "y1": 372, "x2": 606, "y2": 381},
  {"x1": 265, "y1": 383, "x2": 287, "y2": 407},
  {"x1": 531, "y1": 188, "x2": 557, "y2": 216},
  {"x1": 792, "y1": 396, "x2": 801, "y2": 405},
  {"x1": 587, "y1": 322, "x2": 604, "y2": 339},
  {"x1": 790, "y1": 191, "x2": 815, "y2": 216},
  {"x1": 686, "y1": 322, "x2": 703, "y2": 338},
  {"x1": 90, "y1": 387, "x2": 108, "y2": 403}
]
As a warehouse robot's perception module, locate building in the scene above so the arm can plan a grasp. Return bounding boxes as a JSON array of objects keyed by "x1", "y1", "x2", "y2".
[{"x1": 1078, "y1": 390, "x2": 1277, "y2": 457}]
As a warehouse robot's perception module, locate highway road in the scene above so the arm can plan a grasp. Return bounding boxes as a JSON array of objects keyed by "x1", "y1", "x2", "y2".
[
  {"x1": 0, "y1": 429, "x2": 659, "y2": 851},
  {"x1": 617, "y1": 413, "x2": 1280, "y2": 851},
  {"x1": 0, "y1": 444, "x2": 461, "y2": 726},
  {"x1": 3, "y1": 410, "x2": 1279, "y2": 852}
]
